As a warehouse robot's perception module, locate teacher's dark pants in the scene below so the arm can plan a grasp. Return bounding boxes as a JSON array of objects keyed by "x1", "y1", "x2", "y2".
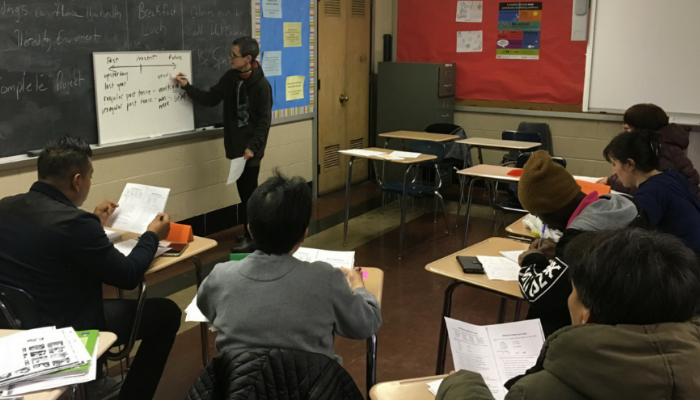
[
  {"x1": 237, "y1": 165, "x2": 261, "y2": 238},
  {"x1": 102, "y1": 298, "x2": 181, "y2": 400}
]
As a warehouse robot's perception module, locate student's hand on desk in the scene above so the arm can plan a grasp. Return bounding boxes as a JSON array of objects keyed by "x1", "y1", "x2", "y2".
[
  {"x1": 94, "y1": 200, "x2": 119, "y2": 226},
  {"x1": 147, "y1": 212, "x2": 171, "y2": 240},
  {"x1": 341, "y1": 267, "x2": 365, "y2": 291},
  {"x1": 596, "y1": 177, "x2": 609, "y2": 185},
  {"x1": 243, "y1": 148, "x2": 254, "y2": 160},
  {"x1": 519, "y1": 238, "x2": 556, "y2": 264}
]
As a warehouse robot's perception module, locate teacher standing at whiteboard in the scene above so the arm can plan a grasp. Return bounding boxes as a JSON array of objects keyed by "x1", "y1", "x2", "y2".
[{"x1": 175, "y1": 37, "x2": 272, "y2": 253}]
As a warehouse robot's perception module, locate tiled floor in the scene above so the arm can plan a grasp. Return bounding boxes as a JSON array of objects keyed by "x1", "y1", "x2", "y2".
[{"x1": 118, "y1": 181, "x2": 528, "y2": 399}]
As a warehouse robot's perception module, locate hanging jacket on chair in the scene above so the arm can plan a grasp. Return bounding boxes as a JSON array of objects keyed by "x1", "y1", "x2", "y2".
[{"x1": 185, "y1": 348, "x2": 365, "y2": 400}]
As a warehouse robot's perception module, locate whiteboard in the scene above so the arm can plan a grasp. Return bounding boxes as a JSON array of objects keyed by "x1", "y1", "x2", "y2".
[
  {"x1": 583, "y1": 0, "x2": 700, "y2": 125},
  {"x1": 93, "y1": 51, "x2": 195, "y2": 145}
]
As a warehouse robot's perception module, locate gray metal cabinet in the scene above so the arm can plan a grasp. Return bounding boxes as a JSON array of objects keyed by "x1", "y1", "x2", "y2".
[{"x1": 376, "y1": 62, "x2": 456, "y2": 135}]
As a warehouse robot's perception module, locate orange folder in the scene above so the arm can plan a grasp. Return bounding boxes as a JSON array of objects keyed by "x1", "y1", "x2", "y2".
[
  {"x1": 507, "y1": 169, "x2": 524, "y2": 177},
  {"x1": 165, "y1": 223, "x2": 194, "y2": 243},
  {"x1": 575, "y1": 180, "x2": 611, "y2": 195}
]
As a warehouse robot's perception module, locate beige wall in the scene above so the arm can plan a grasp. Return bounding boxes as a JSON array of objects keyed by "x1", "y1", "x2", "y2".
[
  {"x1": 0, "y1": 120, "x2": 313, "y2": 222},
  {"x1": 457, "y1": 111, "x2": 623, "y2": 177},
  {"x1": 373, "y1": 0, "x2": 394, "y2": 71}
]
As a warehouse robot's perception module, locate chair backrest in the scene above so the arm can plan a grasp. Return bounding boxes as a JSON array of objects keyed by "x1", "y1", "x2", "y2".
[
  {"x1": 0, "y1": 283, "x2": 42, "y2": 329},
  {"x1": 517, "y1": 153, "x2": 567, "y2": 169},
  {"x1": 502, "y1": 130, "x2": 542, "y2": 144},
  {"x1": 409, "y1": 140, "x2": 445, "y2": 164},
  {"x1": 424, "y1": 123, "x2": 461, "y2": 135},
  {"x1": 186, "y1": 348, "x2": 364, "y2": 400},
  {"x1": 517, "y1": 122, "x2": 553, "y2": 155},
  {"x1": 230, "y1": 253, "x2": 251, "y2": 261}
]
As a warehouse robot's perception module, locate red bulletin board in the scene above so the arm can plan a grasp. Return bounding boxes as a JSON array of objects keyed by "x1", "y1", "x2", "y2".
[{"x1": 397, "y1": 0, "x2": 587, "y2": 105}]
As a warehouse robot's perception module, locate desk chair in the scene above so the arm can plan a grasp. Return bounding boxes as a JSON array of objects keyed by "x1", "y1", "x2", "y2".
[
  {"x1": 518, "y1": 121, "x2": 553, "y2": 155},
  {"x1": 0, "y1": 283, "x2": 42, "y2": 329},
  {"x1": 380, "y1": 140, "x2": 451, "y2": 253},
  {"x1": 424, "y1": 123, "x2": 472, "y2": 184}
]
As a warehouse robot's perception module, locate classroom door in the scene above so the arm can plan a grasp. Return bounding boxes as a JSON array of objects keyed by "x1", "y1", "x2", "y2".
[{"x1": 317, "y1": 0, "x2": 371, "y2": 195}]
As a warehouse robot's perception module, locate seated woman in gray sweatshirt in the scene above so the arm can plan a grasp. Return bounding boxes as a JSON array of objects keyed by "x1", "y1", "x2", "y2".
[{"x1": 197, "y1": 171, "x2": 382, "y2": 364}]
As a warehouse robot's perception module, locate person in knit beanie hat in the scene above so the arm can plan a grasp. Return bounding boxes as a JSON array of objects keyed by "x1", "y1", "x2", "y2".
[
  {"x1": 514, "y1": 150, "x2": 654, "y2": 337},
  {"x1": 518, "y1": 151, "x2": 584, "y2": 231}
]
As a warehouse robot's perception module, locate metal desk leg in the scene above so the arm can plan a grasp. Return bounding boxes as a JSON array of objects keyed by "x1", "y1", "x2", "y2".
[
  {"x1": 514, "y1": 300, "x2": 522, "y2": 321},
  {"x1": 497, "y1": 298, "x2": 508, "y2": 323},
  {"x1": 455, "y1": 149, "x2": 472, "y2": 227},
  {"x1": 192, "y1": 256, "x2": 209, "y2": 368},
  {"x1": 398, "y1": 164, "x2": 413, "y2": 260},
  {"x1": 477, "y1": 147, "x2": 484, "y2": 164},
  {"x1": 107, "y1": 280, "x2": 147, "y2": 362},
  {"x1": 461, "y1": 178, "x2": 480, "y2": 248},
  {"x1": 436, "y1": 280, "x2": 468, "y2": 375},
  {"x1": 366, "y1": 334, "x2": 377, "y2": 394},
  {"x1": 343, "y1": 157, "x2": 356, "y2": 246}
]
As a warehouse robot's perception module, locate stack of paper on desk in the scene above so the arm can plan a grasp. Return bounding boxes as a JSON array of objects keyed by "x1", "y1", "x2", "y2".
[
  {"x1": 0, "y1": 327, "x2": 97, "y2": 395},
  {"x1": 443, "y1": 318, "x2": 545, "y2": 400},
  {"x1": 103, "y1": 228, "x2": 122, "y2": 243},
  {"x1": 105, "y1": 183, "x2": 170, "y2": 234},
  {"x1": 341, "y1": 149, "x2": 387, "y2": 157},
  {"x1": 427, "y1": 378, "x2": 444, "y2": 395},
  {"x1": 476, "y1": 256, "x2": 520, "y2": 281},
  {"x1": 113, "y1": 239, "x2": 170, "y2": 258},
  {"x1": 292, "y1": 247, "x2": 355, "y2": 269}
]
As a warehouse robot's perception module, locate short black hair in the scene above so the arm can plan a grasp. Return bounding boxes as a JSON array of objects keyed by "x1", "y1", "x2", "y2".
[
  {"x1": 247, "y1": 170, "x2": 312, "y2": 254},
  {"x1": 566, "y1": 229, "x2": 700, "y2": 325},
  {"x1": 232, "y1": 37, "x2": 260, "y2": 60},
  {"x1": 624, "y1": 103, "x2": 669, "y2": 131},
  {"x1": 603, "y1": 129, "x2": 661, "y2": 172},
  {"x1": 37, "y1": 136, "x2": 93, "y2": 182}
]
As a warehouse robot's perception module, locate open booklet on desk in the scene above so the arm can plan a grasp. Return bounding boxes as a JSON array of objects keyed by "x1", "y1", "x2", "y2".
[
  {"x1": 427, "y1": 318, "x2": 545, "y2": 399},
  {"x1": 105, "y1": 183, "x2": 170, "y2": 234}
]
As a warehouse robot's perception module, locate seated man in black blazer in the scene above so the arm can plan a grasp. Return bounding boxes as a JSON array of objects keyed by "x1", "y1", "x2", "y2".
[{"x1": 0, "y1": 136, "x2": 181, "y2": 400}]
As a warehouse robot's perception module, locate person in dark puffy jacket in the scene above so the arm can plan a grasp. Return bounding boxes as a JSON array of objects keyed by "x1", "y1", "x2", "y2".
[{"x1": 597, "y1": 103, "x2": 700, "y2": 197}]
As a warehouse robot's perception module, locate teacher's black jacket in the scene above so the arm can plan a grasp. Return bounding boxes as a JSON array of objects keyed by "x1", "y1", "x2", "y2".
[
  {"x1": 184, "y1": 67, "x2": 273, "y2": 166},
  {"x1": 0, "y1": 182, "x2": 159, "y2": 330}
]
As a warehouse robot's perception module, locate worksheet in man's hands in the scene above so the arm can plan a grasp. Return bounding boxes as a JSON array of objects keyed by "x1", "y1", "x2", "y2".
[
  {"x1": 445, "y1": 318, "x2": 545, "y2": 400},
  {"x1": 105, "y1": 184, "x2": 170, "y2": 233}
]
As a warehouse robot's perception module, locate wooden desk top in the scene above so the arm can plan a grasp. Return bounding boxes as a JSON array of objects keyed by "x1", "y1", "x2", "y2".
[
  {"x1": 456, "y1": 164, "x2": 520, "y2": 182},
  {"x1": 425, "y1": 238, "x2": 528, "y2": 299},
  {"x1": 506, "y1": 216, "x2": 535, "y2": 239},
  {"x1": 379, "y1": 131, "x2": 460, "y2": 142},
  {"x1": 0, "y1": 330, "x2": 117, "y2": 400},
  {"x1": 362, "y1": 267, "x2": 384, "y2": 305},
  {"x1": 456, "y1": 137, "x2": 541, "y2": 150},
  {"x1": 339, "y1": 147, "x2": 437, "y2": 164},
  {"x1": 370, "y1": 374, "x2": 449, "y2": 400},
  {"x1": 115, "y1": 231, "x2": 217, "y2": 275}
]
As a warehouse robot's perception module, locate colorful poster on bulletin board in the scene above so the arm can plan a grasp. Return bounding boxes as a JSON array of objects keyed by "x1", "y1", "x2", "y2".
[
  {"x1": 256, "y1": 0, "x2": 315, "y2": 118},
  {"x1": 496, "y1": 2, "x2": 542, "y2": 60}
]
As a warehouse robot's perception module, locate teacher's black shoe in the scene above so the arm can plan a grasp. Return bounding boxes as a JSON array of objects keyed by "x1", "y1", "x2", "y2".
[{"x1": 231, "y1": 237, "x2": 256, "y2": 254}]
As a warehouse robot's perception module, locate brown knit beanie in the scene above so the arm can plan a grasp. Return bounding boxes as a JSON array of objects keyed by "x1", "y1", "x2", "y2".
[{"x1": 518, "y1": 151, "x2": 581, "y2": 215}]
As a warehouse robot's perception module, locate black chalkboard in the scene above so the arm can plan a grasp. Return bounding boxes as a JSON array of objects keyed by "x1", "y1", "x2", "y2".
[{"x1": 0, "y1": 0, "x2": 250, "y2": 158}]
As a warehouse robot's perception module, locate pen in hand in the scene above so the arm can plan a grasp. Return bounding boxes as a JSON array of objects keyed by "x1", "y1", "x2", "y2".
[{"x1": 538, "y1": 224, "x2": 546, "y2": 249}]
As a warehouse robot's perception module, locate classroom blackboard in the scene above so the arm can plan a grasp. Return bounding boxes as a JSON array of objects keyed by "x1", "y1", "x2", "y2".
[{"x1": 0, "y1": 0, "x2": 251, "y2": 158}]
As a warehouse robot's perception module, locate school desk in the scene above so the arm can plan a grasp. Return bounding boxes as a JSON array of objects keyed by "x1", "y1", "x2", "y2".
[
  {"x1": 370, "y1": 374, "x2": 449, "y2": 400},
  {"x1": 339, "y1": 148, "x2": 437, "y2": 259},
  {"x1": 425, "y1": 237, "x2": 528, "y2": 374},
  {"x1": 456, "y1": 137, "x2": 541, "y2": 165}
]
